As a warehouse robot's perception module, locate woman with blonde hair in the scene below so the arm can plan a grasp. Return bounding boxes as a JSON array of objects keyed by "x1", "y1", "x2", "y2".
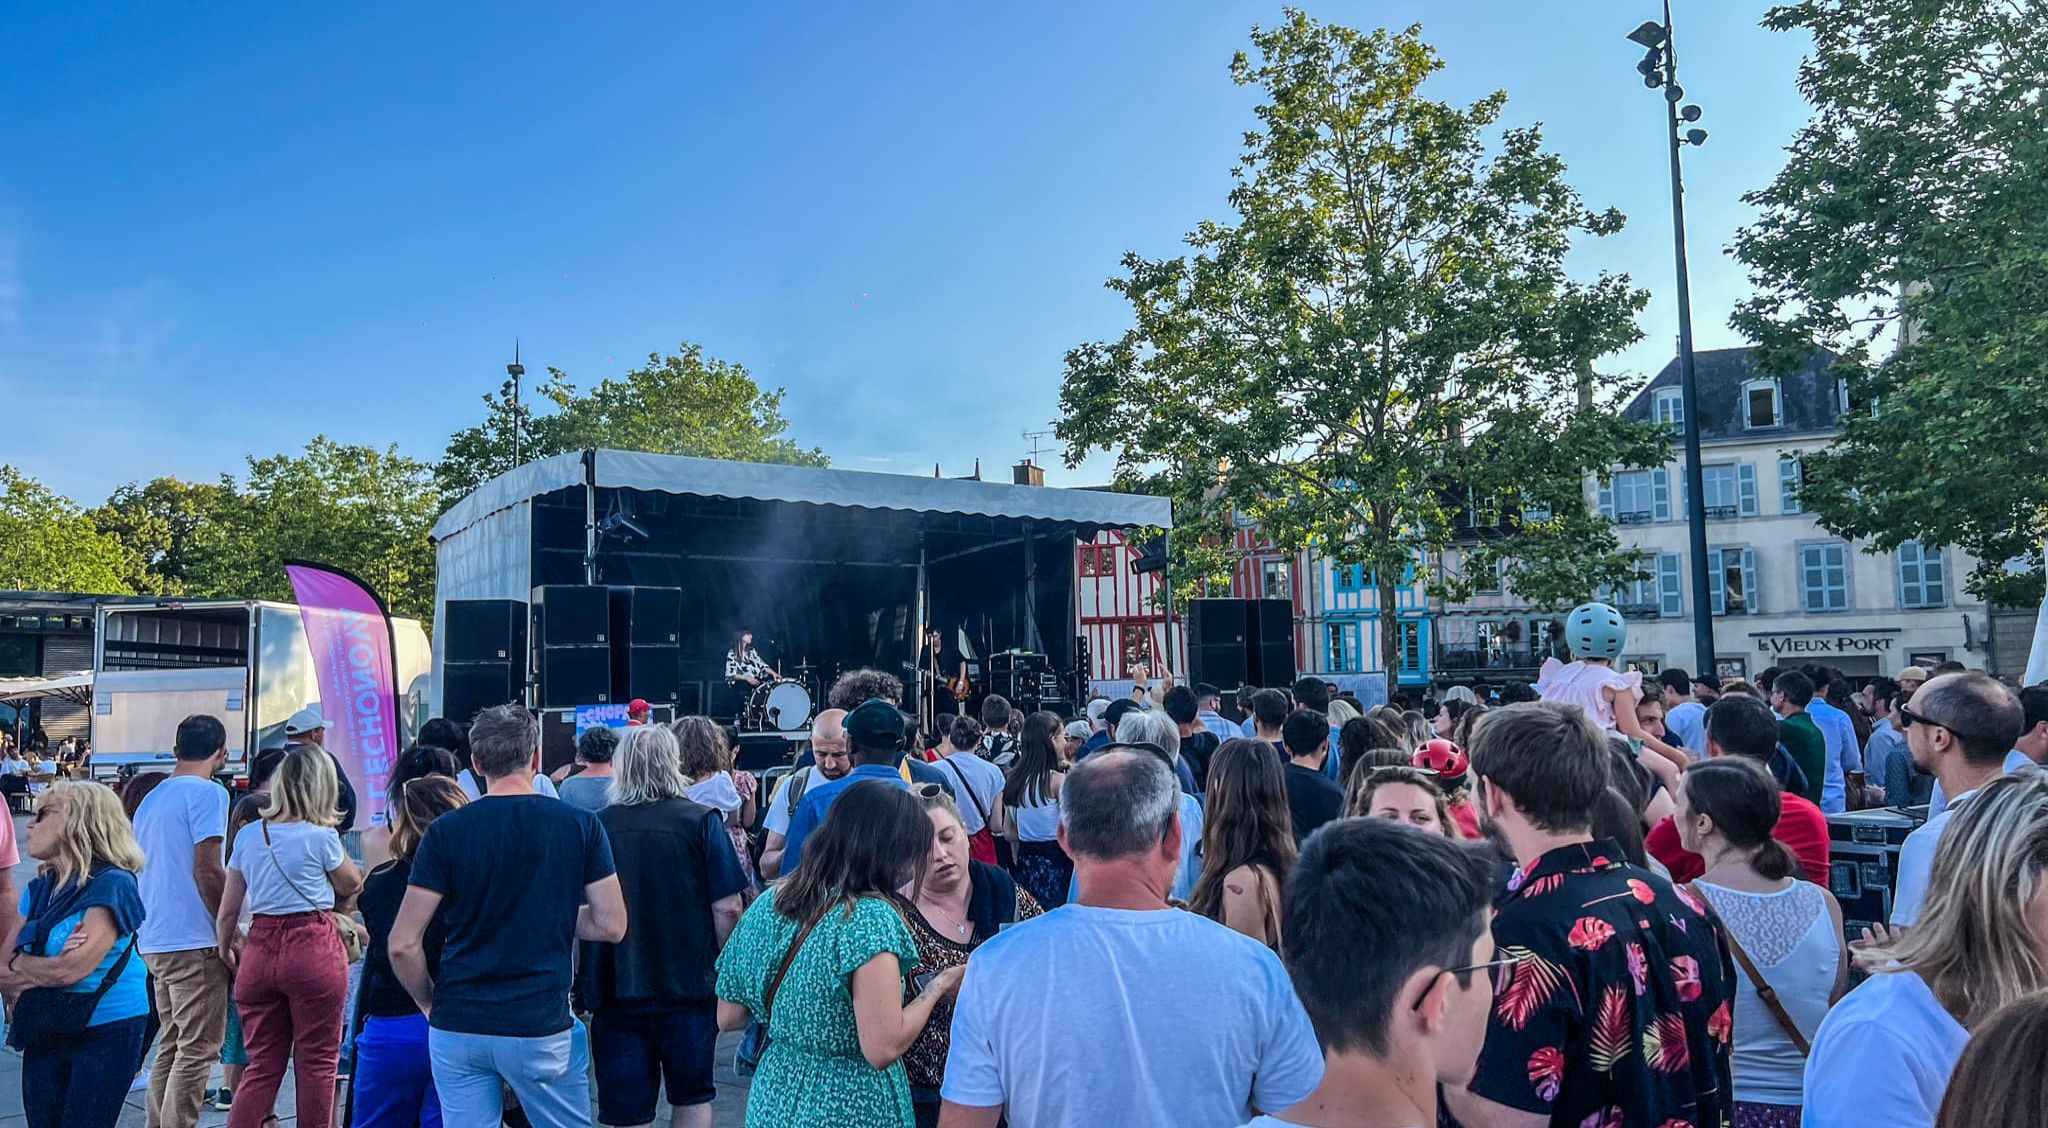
[
  {"x1": 215, "y1": 745, "x2": 363, "y2": 1128},
  {"x1": 354, "y1": 774, "x2": 466, "y2": 1128},
  {"x1": 1805, "y1": 772, "x2": 2048, "y2": 1126},
  {"x1": 0, "y1": 781, "x2": 150, "y2": 1128}
]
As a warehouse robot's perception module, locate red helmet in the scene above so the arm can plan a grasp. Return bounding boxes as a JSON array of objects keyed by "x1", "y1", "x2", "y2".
[{"x1": 1413, "y1": 739, "x2": 1469, "y2": 785}]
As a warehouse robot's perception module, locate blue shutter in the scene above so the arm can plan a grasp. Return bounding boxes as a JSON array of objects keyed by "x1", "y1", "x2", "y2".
[
  {"x1": 1897, "y1": 546, "x2": 1919, "y2": 607},
  {"x1": 1707, "y1": 549, "x2": 1725, "y2": 616},
  {"x1": 1658, "y1": 553, "x2": 1683, "y2": 617},
  {"x1": 1652, "y1": 468, "x2": 1672, "y2": 522},
  {"x1": 1737, "y1": 462, "x2": 1759, "y2": 516},
  {"x1": 1598, "y1": 479, "x2": 1615, "y2": 519},
  {"x1": 1742, "y1": 549, "x2": 1759, "y2": 615},
  {"x1": 1925, "y1": 550, "x2": 1947, "y2": 605},
  {"x1": 1779, "y1": 457, "x2": 1803, "y2": 515}
]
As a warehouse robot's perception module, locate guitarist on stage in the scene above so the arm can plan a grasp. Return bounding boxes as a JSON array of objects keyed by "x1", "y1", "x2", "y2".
[{"x1": 923, "y1": 626, "x2": 975, "y2": 717}]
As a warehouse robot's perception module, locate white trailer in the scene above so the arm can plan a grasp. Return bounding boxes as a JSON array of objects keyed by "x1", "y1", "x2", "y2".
[{"x1": 92, "y1": 600, "x2": 430, "y2": 777}]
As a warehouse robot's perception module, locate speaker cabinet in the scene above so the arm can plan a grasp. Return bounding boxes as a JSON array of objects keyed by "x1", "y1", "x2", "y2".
[
  {"x1": 616, "y1": 646, "x2": 682, "y2": 704},
  {"x1": 610, "y1": 586, "x2": 683, "y2": 648},
  {"x1": 533, "y1": 586, "x2": 610, "y2": 647},
  {"x1": 539, "y1": 646, "x2": 613, "y2": 707},
  {"x1": 443, "y1": 661, "x2": 522, "y2": 725},
  {"x1": 444, "y1": 600, "x2": 527, "y2": 663}
]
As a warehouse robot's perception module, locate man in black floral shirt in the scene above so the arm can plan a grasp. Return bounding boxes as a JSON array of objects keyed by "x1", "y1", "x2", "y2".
[{"x1": 1445, "y1": 702, "x2": 1735, "y2": 1128}]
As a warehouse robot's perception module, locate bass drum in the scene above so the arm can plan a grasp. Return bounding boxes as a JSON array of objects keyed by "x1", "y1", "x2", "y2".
[{"x1": 750, "y1": 679, "x2": 814, "y2": 732}]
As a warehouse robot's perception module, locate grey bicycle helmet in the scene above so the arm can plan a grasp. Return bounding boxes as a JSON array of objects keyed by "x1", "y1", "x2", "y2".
[{"x1": 1565, "y1": 601, "x2": 1628, "y2": 661}]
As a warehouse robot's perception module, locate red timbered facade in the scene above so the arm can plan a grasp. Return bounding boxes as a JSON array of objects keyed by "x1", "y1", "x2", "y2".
[{"x1": 1075, "y1": 527, "x2": 1311, "y2": 685}]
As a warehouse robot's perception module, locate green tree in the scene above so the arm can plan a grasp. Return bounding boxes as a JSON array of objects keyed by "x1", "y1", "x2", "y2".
[
  {"x1": 1058, "y1": 13, "x2": 1666, "y2": 698},
  {"x1": 437, "y1": 343, "x2": 828, "y2": 500},
  {"x1": 88, "y1": 477, "x2": 235, "y2": 595},
  {"x1": 1733, "y1": 0, "x2": 2047, "y2": 604},
  {"x1": 187, "y1": 438, "x2": 442, "y2": 621},
  {"x1": 0, "y1": 466, "x2": 142, "y2": 594}
]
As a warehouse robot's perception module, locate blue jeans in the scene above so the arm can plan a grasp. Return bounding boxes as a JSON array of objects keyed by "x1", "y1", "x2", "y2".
[
  {"x1": 21, "y1": 1016, "x2": 149, "y2": 1128},
  {"x1": 427, "y1": 1021, "x2": 590, "y2": 1128},
  {"x1": 352, "y1": 1014, "x2": 442, "y2": 1128}
]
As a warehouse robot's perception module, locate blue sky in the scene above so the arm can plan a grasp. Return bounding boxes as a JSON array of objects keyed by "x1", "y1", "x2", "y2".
[{"x1": 0, "y1": 2, "x2": 1812, "y2": 505}]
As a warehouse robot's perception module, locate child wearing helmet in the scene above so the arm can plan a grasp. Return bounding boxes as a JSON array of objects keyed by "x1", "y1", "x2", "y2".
[{"x1": 1537, "y1": 602, "x2": 1690, "y2": 774}]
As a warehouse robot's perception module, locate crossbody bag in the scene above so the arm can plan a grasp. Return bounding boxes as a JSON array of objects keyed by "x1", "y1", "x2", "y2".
[
  {"x1": 261, "y1": 819, "x2": 366, "y2": 964},
  {"x1": 6, "y1": 874, "x2": 139, "y2": 1051},
  {"x1": 734, "y1": 913, "x2": 822, "y2": 1075},
  {"x1": 1686, "y1": 881, "x2": 1811, "y2": 1055}
]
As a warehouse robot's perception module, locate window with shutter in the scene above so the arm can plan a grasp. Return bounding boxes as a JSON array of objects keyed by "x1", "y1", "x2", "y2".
[
  {"x1": 1652, "y1": 468, "x2": 1672, "y2": 522},
  {"x1": 1779, "y1": 457, "x2": 1803, "y2": 515},
  {"x1": 1742, "y1": 549, "x2": 1759, "y2": 614},
  {"x1": 1598, "y1": 480, "x2": 1615, "y2": 519},
  {"x1": 1737, "y1": 463, "x2": 1759, "y2": 516},
  {"x1": 1800, "y1": 543, "x2": 1849, "y2": 612},
  {"x1": 1658, "y1": 554, "x2": 1683, "y2": 617},
  {"x1": 1898, "y1": 541, "x2": 1948, "y2": 608}
]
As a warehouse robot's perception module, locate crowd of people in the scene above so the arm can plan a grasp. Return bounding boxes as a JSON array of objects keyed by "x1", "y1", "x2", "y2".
[{"x1": 3, "y1": 600, "x2": 2048, "y2": 1127}]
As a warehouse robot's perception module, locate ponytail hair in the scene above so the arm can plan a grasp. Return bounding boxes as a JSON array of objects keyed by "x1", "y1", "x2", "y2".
[{"x1": 1685, "y1": 757, "x2": 1802, "y2": 880}]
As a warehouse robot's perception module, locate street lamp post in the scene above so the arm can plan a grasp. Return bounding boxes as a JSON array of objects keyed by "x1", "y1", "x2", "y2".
[
  {"x1": 1630, "y1": 4, "x2": 1716, "y2": 679},
  {"x1": 507, "y1": 341, "x2": 527, "y2": 472}
]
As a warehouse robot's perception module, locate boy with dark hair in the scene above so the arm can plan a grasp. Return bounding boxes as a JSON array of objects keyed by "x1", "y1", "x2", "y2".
[
  {"x1": 1254, "y1": 819, "x2": 1500, "y2": 1128},
  {"x1": 1768, "y1": 670, "x2": 1829, "y2": 807},
  {"x1": 1281, "y1": 709, "x2": 1343, "y2": 845},
  {"x1": 1162, "y1": 685, "x2": 1220, "y2": 790}
]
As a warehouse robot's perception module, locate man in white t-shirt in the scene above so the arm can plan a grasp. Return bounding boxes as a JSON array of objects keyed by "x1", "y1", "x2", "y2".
[
  {"x1": 758, "y1": 709, "x2": 851, "y2": 879},
  {"x1": 1242, "y1": 818, "x2": 1499, "y2": 1128},
  {"x1": 939, "y1": 750, "x2": 1323, "y2": 1128},
  {"x1": 1886, "y1": 672, "x2": 2026, "y2": 929},
  {"x1": 131, "y1": 714, "x2": 232, "y2": 1128}
]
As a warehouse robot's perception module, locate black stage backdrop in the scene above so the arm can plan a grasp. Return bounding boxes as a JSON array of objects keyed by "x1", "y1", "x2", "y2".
[{"x1": 529, "y1": 486, "x2": 1080, "y2": 694}]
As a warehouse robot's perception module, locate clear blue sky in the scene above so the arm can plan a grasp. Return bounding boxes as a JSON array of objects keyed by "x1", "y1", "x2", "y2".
[{"x1": 0, "y1": 2, "x2": 1811, "y2": 505}]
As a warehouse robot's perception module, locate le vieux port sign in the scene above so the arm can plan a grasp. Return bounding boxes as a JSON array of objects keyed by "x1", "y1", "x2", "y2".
[{"x1": 1751, "y1": 628, "x2": 1900, "y2": 658}]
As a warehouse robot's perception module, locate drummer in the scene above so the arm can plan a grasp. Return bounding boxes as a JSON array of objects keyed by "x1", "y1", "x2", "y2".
[{"x1": 726, "y1": 629, "x2": 775, "y2": 687}]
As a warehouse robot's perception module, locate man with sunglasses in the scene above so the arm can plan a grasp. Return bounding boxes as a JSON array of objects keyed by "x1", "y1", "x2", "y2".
[
  {"x1": 1887, "y1": 672, "x2": 2027, "y2": 929},
  {"x1": 1445, "y1": 702, "x2": 1734, "y2": 1128},
  {"x1": 1246, "y1": 818, "x2": 1502, "y2": 1128}
]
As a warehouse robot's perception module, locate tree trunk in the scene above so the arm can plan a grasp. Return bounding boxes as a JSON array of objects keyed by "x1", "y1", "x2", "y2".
[{"x1": 1379, "y1": 576, "x2": 1401, "y2": 707}]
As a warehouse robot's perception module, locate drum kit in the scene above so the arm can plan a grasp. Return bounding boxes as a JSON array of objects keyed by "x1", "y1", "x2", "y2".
[{"x1": 743, "y1": 662, "x2": 818, "y2": 732}]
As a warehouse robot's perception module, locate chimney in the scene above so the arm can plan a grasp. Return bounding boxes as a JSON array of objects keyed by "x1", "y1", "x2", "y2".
[
  {"x1": 1013, "y1": 460, "x2": 1045, "y2": 487},
  {"x1": 972, "y1": 458, "x2": 983, "y2": 481}
]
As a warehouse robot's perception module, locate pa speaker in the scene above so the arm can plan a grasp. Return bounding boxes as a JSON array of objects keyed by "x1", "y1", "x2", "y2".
[
  {"x1": 443, "y1": 661, "x2": 522, "y2": 725},
  {"x1": 1188, "y1": 599, "x2": 1252, "y2": 649},
  {"x1": 533, "y1": 586, "x2": 610, "y2": 647},
  {"x1": 539, "y1": 646, "x2": 612, "y2": 707},
  {"x1": 444, "y1": 600, "x2": 527, "y2": 663},
  {"x1": 1190, "y1": 646, "x2": 1249, "y2": 692},
  {"x1": 616, "y1": 646, "x2": 681, "y2": 704},
  {"x1": 611, "y1": 586, "x2": 683, "y2": 648}
]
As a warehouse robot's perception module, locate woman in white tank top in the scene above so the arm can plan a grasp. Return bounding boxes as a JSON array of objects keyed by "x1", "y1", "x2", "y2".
[{"x1": 1676, "y1": 758, "x2": 1847, "y2": 1127}]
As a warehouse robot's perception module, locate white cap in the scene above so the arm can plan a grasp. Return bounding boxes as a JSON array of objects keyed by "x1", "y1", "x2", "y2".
[
  {"x1": 1064, "y1": 720, "x2": 1091, "y2": 741},
  {"x1": 1086, "y1": 698, "x2": 1111, "y2": 724},
  {"x1": 285, "y1": 707, "x2": 332, "y2": 736}
]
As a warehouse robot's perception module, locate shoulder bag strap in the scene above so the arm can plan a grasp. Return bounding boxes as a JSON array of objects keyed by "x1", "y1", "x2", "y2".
[
  {"x1": 261, "y1": 819, "x2": 333, "y2": 915},
  {"x1": 938, "y1": 757, "x2": 990, "y2": 828},
  {"x1": 762, "y1": 914, "x2": 821, "y2": 1024},
  {"x1": 1687, "y1": 882, "x2": 1811, "y2": 1056}
]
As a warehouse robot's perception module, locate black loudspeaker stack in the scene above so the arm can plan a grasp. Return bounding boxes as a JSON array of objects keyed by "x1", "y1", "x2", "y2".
[
  {"x1": 611, "y1": 587, "x2": 682, "y2": 705},
  {"x1": 1186, "y1": 598, "x2": 1297, "y2": 690},
  {"x1": 442, "y1": 599, "x2": 528, "y2": 724},
  {"x1": 534, "y1": 586, "x2": 613, "y2": 707}
]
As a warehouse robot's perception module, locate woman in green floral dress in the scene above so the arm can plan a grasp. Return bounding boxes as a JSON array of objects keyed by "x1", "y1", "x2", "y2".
[{"x1": 717, "y1": 779, "x2": 967, "y2": 1127}]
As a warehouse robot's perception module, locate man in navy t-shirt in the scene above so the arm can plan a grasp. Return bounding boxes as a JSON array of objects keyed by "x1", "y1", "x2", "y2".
[{"x1": 389, "y1": 703, "x2": 627, "y2": 1128}]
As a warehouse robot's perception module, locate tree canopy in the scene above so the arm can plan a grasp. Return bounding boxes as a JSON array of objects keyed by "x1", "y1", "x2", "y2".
[
  {"x1": 0, "y1": 466, "x2": 143, "y2": 595},
  {"x1": 437, "y1": 342, "x2": 828, "y2": 500},
  {"x1": 1057, "y1": 12, "x2": 1666, "y2": 694},
  {"x1": 183, "y1": 438, "x2": 443, "y2": 621},
  {"x1": 1734, "y1": 0, "x2": 2048, "y2": 604},
  {"x1": 88, "y1": 476, "x2": 235, "y2": 596}
]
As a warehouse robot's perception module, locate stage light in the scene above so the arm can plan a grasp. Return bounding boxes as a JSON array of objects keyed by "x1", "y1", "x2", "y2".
[
  {"x1": 1686, "y1": 128, "x2": 1709, "y2": 146},
  {"x1": 1681, "y1": 104, "x2": 1703, "y2": 121},
  {"x1": 1627, "y1": 20, "x2": 1668, "y2": 49}
]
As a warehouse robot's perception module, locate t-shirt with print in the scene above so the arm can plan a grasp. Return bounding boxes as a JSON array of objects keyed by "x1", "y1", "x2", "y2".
[
  {"x1": 931, "y1": 753, "x2": 1005, "y2": 835},
  {"x1": 943, "y1": 904, "x2": 1324, "y2": 1128},
  {"x1": 1466, "y1": 839, "x2": 1736, "y2": 1128},
  {"x1": 408, "y1": 794, "x2": 616, "y2": 1037},
  {"x1": 228, "y1": 820, "x2": 346, "y2": 915},
  {"x1": 132, "y1": 774, "x2": 230, "y2": 954}
]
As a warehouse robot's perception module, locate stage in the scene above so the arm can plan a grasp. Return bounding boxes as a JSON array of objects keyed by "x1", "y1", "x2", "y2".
[{"x1": 428, "y1": 450, "x2": 1172, "y2": 748}]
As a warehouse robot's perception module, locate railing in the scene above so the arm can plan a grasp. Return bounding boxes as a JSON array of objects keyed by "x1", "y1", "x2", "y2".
[
  {"x1": 1435, "y1": 645, "x2": 1568, "y2": 672},
  {"x1": 1703, "y1": 504, "x2": 1740, "y2": 520},
  {"x1": 1616, "y1": 510, "x2": 1657, "y2": 525}
]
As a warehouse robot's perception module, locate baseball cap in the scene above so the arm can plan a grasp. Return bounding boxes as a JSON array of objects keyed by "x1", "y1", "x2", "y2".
[
  {"x1": 284, "y1": 707, "x2": 332, "y2": 736},
  {"x1": 844, "y1": 698, "x2": 907, "y2": 752},
  {"x1": 627, "y1": 698, "x2": 651, "y2": 714},
  {"x1": 1899, "y1": 665, "x2": 1930, "y2": 682},
  {"x1": 1693, "y1": 674, "x2": 1723, "y2": 692},
  {"x1": 1086, "y1": 697, "x2": 1111, "y2": 725}
]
